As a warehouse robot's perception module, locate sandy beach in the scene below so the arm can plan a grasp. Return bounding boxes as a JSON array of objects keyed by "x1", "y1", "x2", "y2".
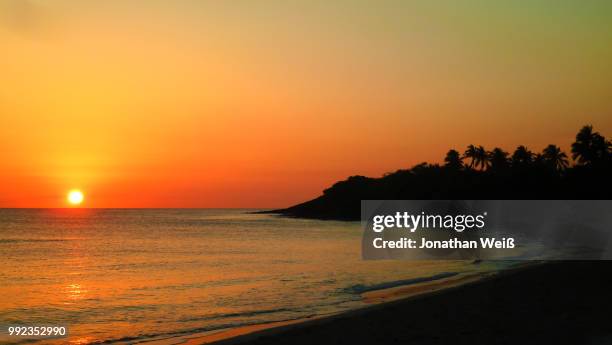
[{"x1": 187, "y1": 262, "x2": 612, "y2": 345}]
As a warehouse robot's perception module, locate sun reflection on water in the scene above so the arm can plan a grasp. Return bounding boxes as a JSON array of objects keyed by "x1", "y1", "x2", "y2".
[
  {"x1": 66, "y1": 283, "x2": 87, "y2": 300},
  {"x1": 70, "y1": 336, "x2": 94, "y2": 345}
]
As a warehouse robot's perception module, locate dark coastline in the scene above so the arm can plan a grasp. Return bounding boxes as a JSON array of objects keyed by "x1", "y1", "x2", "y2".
[
  {"x1": 262, "y1": 161, "x2": 612, "y2": 221},
  {"x1": 254, "y1": 195, "x2": 359, "y2": 221},
  {"x1": 262, "y1": 125, "x2": 612, "y2": 221},
  {"x1": 207, "y1": 261, "x2": 612, "y2": 345}
]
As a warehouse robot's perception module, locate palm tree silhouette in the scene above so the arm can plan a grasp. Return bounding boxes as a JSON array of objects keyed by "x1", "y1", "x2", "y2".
[
  {"x1": 488, "y1": 147, "x2": 509, "y2": 171},
  {"x1": 444, "y1": 149, "x2": 463, "y2": 170},
  {"x1": 463, "y1": 145, "x2": 478, "y2": 169},
  {"x1": 474, "y1": 145, "x2": 490, "y2": 171},
  {"x1": 542, "y1": 144, "x2": 569, "y2": 171},
  {"x1": 511, "y1": 145, "x2": 534, "y2": 168},
  {"x1": 571, "y1": 125, "x2": 610, "y2": 166}
]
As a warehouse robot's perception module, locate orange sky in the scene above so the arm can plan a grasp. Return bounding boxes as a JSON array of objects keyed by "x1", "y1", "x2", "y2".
[{"x1": 1, "y1": 1, "x2": 611, "y2": 208}]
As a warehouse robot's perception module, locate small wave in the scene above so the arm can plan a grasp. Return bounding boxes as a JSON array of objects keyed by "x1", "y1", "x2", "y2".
[
  {"x1": 344, "y1": 272, "x2": 459, "y2": 294},
  {"x1": 178, "y1": 307, "x2": 295, "y2": 323},
  {"x1": 89, "y1": 315, "x2": 315, "y2": 345},
  {"x1": 84, "y1": 299, "x2": 357, "y2": 344},
  {"x1": 0, "y1": 238, "x2": 70, "y2": 244}
]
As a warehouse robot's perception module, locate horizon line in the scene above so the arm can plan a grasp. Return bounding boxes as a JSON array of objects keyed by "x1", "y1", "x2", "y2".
[{"x1": 0, "y1": 207, "x2": 275, "y2": 210}]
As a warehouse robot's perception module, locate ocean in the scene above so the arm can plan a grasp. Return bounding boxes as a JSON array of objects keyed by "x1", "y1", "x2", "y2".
[{"x1": 0, "y1": 209, "x2": 498, "y2": 344}]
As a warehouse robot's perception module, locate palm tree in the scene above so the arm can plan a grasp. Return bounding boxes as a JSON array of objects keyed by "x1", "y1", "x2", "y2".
[
  {"x1": 474, "y1": 145, "x2": 490, "y2": 171},
  {"x1": 511, "y1": 145, "x2": 534, "y2": 168},
  {"x1": 571, "y1": 125, "x2": 610, "y2": 165},
  {"x1": 542, "y1": 144, "x2": 569, "y2": 171},
  {"x1": 444, "y1": 149, "x2": 463, "y2": 171},
  {"x1": 463, "y1": 145, "x2": 478, "y2": 169},
  {"x1": 488, "y1": 147, "x2": 509, "y2": 171}
]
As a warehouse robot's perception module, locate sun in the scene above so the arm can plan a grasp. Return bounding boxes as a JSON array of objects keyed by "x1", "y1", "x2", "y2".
[{"x1": 67, "y1": 190, "x2": 84, "y2": 206}]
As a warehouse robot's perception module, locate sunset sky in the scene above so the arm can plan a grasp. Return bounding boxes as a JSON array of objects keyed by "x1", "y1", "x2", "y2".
[{"x1": 1, "y1": 1, "x2": 611, "y2": 208}]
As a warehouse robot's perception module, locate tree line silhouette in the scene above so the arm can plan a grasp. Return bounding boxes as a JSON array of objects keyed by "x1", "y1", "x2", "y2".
[{"x1": 272, "y1": 125, "x2": 612, "y2": 220}]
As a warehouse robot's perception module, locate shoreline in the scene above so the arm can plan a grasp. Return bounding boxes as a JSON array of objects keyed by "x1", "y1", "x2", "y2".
[
  {"x1": 189, "y1": 261, "x2": 612, "y2": 345},
  {"x1": 164, "y1": 264, "x2": 524, "y2": 345}
]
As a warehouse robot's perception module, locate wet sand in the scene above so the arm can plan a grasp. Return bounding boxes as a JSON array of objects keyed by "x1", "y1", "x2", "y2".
[{"x1": 186, "y1": 262, "x2": 612, "y2": 345}]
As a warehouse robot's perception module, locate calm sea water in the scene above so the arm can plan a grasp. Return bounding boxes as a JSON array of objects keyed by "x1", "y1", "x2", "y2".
[{"x1": 0, "y1": 209, "x2": 498, "y2": 344}]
